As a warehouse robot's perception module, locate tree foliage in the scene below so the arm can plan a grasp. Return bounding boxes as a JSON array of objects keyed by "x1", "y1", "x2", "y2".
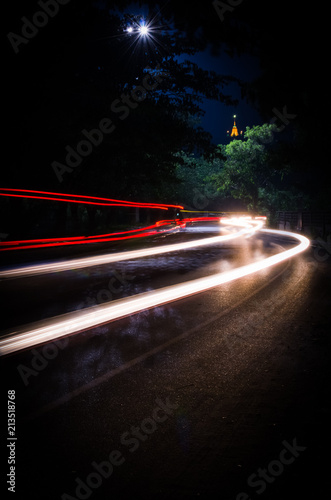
[
  {"x1": 170, "y1": 152, "x2": 223, "y2": 210},
  {"x1": 209, "y1": 124, "x2": 308, "y2": 215},
  {"x1": 211, "y1": 125, "x2": 274, "y2": 212},
  {"x1": 4, "y1": 2, "x2": 238, "y2": 201}
]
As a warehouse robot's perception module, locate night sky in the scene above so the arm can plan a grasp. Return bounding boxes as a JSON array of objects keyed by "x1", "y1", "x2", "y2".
[
  {"x1": 188, "y1": 49, "x2": 263, "y2": 144},
  {"x1": 122, "y1": 1, "x2": 264, "y2": 144},
  {"x1": 2, "y1": 0, "x2": 329, "y2": 207},
  {"x1": 1, "y1": 6, "x2": 330, "y2": 500}
]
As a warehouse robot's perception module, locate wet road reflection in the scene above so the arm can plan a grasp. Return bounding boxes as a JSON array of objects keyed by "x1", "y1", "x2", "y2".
[
  {"x1": 0, "y1": 226, "x2": 270, "y2": 332},
  {"x1": 1, "y1": 227, "x2": 306, "y2": 418}
]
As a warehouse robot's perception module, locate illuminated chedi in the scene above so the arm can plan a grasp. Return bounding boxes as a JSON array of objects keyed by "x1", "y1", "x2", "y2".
[{"x1": 227, "y1": 115, "x2": 243, "y2": 139}]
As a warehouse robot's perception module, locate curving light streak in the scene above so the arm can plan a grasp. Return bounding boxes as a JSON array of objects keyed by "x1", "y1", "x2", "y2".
[
  {"x1": 0, "y1": 225, "x2": 309, "y2": 356},
  {"x1": 0, "y1": 218, "x2": 261, "y2": 278},
  {"x1": 0, "y1": 188, "x2": 183, "y2": 210},
  {"x1": 0, "y1": 218, "x2": 219, "y2": 252},
  {"x1": 0, "y1": 188, "x2": 184, "y2": 252},
  {"x1": 0, "y1": 221, "x2": 180, "y2": 252}
]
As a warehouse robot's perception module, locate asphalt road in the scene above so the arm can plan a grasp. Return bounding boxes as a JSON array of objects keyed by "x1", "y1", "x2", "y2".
[{"x1": 1, "y1": 227, "x2": 330, "y2": 500}]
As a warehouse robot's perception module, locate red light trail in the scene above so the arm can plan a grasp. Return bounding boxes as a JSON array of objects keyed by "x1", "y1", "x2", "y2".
[
  {"x1": 0, "y1": 221, "x2": 310, "y2": 355},
  {"x1": 0, "y1": 217, "x2": 258, "y2": 278},
  {"x1": 0, "y1": 188, "x2": 184, "y2": 251},
  {"x1": 0, "y1": 188, "x2": 183, "y2": 210}
]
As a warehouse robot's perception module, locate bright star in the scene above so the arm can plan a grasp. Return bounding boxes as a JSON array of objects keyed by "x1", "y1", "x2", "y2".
[{"x1": 139, "y1": 25, "x2": 149, "y2": 36}]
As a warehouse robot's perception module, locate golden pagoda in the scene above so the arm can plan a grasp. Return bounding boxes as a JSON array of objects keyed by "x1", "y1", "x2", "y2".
[
  {"x1": 227, "y1": 115, "x2": 243, "y2": 139},
  {"x1": 231, "y1": 115, "x2": 239, "y2": 137}
]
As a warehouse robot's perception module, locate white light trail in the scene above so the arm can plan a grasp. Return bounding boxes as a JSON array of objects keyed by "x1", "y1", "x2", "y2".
[
  {"x1": 0, "y1": 219, "x2": 261, "y2": 278},
  {"x1": 0, "y1": 225, "x2": 309, "y2": 356}
]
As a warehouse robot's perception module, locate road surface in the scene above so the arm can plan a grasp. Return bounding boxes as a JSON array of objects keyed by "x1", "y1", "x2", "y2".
[{"x1": 1, "y1": 223, "x2": 330, "y2": 500}]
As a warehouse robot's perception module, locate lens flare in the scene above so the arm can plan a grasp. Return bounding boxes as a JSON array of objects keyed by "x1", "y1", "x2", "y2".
[{"x1": 139, "y1": 25, "x2": 149, "y2": 35}]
